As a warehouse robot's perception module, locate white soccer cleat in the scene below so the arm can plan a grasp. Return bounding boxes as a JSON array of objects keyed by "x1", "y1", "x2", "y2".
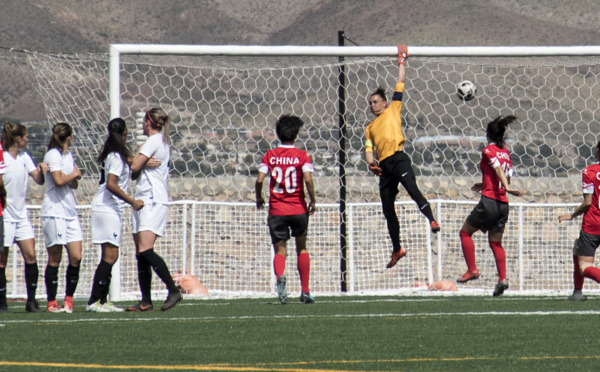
[
  {"x1": 102, "y1": 302, "x2": 125, "y2": 312},
  {"x1": 86, "y1": 301, "x2": 111, "y2": 313}
]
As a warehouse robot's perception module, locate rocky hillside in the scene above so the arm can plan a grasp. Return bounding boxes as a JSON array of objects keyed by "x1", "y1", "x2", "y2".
[{"x1": 2, "y1": 0, "x2": 600, "y2": 120}]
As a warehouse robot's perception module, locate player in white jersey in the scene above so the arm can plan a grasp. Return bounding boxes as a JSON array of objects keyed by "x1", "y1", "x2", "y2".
[
  {"x1": 86, "y1": 118, "x2": 145, "y2": 313},
  {"x1": 125, "y1": 108, "x2": 182, "y2": 312},
  {"x1": 40, "y1": 123, "x2": 83, "y2": 313},
  {"x1": 0, "y1": 123, "x2": 48, "y2": 313}
]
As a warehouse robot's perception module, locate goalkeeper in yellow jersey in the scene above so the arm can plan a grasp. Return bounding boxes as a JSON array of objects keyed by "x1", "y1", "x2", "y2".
[{"x1": 364, "y1": 45, "x2": 440, "y2": 269}]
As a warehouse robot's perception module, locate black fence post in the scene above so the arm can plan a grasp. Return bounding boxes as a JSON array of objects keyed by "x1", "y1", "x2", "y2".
[{"x1": 338, "y1": 30, "x2": 348, "y2": 292}]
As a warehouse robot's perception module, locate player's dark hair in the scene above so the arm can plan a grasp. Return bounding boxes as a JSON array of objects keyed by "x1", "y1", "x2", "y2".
[
  {"x1": 486, "y1": 115, "x2": 517, "y2": 149},
  {"x1": 275, "y1": 114, "x2": 304, "y2": 143},
  {"x1": 145, "y1": 107, "x2": 171, "y2": 145},
  {"x1": 596, "y1": 140, "x2": 600, "y2": 151},
  {"x1": 1, "y1": 122, "x2": 27, "y2": 150},
  {"x1": 47, "y1": 122, "x2": 73, "y2": 151},
  {"x1": 97, "y1": 117, "x2": 132, "y2": 164},
  {"x1": 370, "y1": 86, "x2": 387, "y2": 102}
]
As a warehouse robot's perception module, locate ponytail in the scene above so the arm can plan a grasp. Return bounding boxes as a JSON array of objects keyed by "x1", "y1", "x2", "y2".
[
  {"x1": 47, "y1": 123, "x2": 73, "y2": 152},
  {"x1": 97, "y1": 117, "x2": 132, "y2": 164},
  {"x1": 1, "y1": 122, "x2": 27, "y2": 150},
  {"x1": 145, "y1": 108, "x2": 171, "y2": 145},
  {"x1": 370, "y1": 86, "x2": 387, "y2": 102},
  {"x1": 486, "y1": 115, "x2": 517, "y2": 148}
]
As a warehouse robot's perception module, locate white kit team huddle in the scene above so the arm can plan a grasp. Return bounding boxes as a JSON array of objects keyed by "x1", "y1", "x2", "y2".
[{"x1": 0, "y1": 108, "x2": 182, "y2": 314}]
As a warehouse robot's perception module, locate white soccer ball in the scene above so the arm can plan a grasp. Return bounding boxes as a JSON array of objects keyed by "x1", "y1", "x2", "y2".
[{"x1": 456, "y1": 80, "x2": 477, "y2": 101}]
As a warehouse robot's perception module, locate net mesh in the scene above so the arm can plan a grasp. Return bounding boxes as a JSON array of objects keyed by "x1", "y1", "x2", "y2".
[
  {"x1": 5, "y1": 48, "x2": 600, "y2": 298},
  {"x1": 18, "y1": 50, "x2": 600, "y2": 204}
]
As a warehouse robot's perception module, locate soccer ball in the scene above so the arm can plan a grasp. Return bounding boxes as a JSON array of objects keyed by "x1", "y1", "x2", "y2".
[{"x1": 456, "y1": 80, "x2": 477, "y2": 101}]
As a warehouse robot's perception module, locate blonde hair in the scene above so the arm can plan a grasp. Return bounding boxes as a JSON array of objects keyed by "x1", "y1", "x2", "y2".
[{"x1": 145, "y1": 107, "x2": 171, "y2": 145}]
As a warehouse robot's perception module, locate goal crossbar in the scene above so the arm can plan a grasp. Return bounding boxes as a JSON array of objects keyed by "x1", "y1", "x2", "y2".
[{"x1": 109, "y1": 44, "x2": 600, "y2": 118}]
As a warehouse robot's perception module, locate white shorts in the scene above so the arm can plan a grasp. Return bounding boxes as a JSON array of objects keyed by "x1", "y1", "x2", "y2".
[
  {"x1": 41, "y1": 216, "x2": 83, "y2": 247},
  {"x1": 92, "y1": 211, "x2": 123, "y2": 247},
  {"x1": 132, "y1": 202, "x2": 168, "y2": 236},
  {"x1": 4, "y1": 219, "x2": 35, "y2": 247}
]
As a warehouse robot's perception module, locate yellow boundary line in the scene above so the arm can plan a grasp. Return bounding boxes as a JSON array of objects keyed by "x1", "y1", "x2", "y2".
[{"x1": 2, "y1": 355, "x2": 600, "y2": 371}]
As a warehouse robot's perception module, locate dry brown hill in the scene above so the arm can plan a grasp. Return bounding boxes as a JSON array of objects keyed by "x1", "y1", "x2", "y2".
[{"x1": 2, "y1": 0, "x2": 600, "y2": 120}]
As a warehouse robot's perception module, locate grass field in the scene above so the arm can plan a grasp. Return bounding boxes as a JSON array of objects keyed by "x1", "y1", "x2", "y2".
[{"x1": 0, "y1": 294, "x2": 598, "y2": 371}]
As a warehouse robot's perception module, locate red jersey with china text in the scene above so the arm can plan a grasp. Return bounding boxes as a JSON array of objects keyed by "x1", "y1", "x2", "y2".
[
  {"x1": 259, "y1": 145, "x2": 314, "y2": 216},
  {"x1": 480, "y1": 143, "x2": 514, "y2": 203},
  {"x1": 581, "y1": 163, "x2": 600, "y2": 236}
]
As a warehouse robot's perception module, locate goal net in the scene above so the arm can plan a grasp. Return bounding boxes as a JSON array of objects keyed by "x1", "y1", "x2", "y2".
[
  {"x1": 7, "y1": 45, "x2": 600, "y2": 299},
  {"x1": 20, "y1": 45, "x2": 600, "y2": 204}
]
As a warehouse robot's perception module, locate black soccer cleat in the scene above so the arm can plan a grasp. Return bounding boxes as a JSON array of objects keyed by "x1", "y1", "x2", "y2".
[
  {"x1": 161, "y1": 291, "x2": 183, "y2": 311},
  {"x1": 26, "y1": 300, "x2": 42, "y2": 313},
  {"x1": 126, "y1": 301, "x2": 154, "y2": 312}
]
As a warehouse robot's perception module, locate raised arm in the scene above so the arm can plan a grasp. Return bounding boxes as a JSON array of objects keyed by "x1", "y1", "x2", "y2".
[{"x1": 397, "y1": 44, "x2": 408, "y2": 83}]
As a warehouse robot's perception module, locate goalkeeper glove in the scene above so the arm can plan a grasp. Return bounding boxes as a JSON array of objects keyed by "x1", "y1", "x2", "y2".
[
  {"x1": 368, "y1": 162, "x2": 382, "y2": 176},
  {"x1": 398, "y1": 44, "x2": 409, "y2": 65}
]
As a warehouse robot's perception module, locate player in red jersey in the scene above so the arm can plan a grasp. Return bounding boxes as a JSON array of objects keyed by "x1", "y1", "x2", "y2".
[
  {"x1": 255, "y1": 114, "x2": 317, "y2": 304},
  {"x1": 558, "y1": 140, "x2": 600, "y2": 301},
  {"x1": 456, "y1": 115, "x2": 524, "y2": 297}
]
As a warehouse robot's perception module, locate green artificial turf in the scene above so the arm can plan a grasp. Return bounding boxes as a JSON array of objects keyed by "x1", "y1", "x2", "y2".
[{"x1": 0, "y1": 295, "x2": 598, "y2": 371}]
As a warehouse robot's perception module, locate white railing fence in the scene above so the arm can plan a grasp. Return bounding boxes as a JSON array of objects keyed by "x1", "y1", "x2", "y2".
[{"x1": 5, "y1": 200, "x2": 591, "y2": 300}]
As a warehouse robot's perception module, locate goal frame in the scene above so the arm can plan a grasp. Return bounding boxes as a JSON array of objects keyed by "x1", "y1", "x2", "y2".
[{"x1": 106, "y1": 44, "x2": 600, "y2": 300}]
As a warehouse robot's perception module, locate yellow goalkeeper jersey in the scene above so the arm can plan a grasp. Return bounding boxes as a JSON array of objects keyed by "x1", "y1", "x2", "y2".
[{"x1": 365, "y1": 82, "x2": 405, "y2": 162}]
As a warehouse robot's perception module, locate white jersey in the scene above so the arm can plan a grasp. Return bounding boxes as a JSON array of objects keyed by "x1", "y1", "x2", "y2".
[
  {"x1": 40, "y1": 148, "x2": 78, "y2": 219},
  {"x1": 3, "y1": 150, "x2": 36, "y2": 222},
  {"x1": 134, "y1": 134, "x2": 170, "y2": 204},
  {"x1": 92, "y1": 152, "x2": 130, "y2": 215}
]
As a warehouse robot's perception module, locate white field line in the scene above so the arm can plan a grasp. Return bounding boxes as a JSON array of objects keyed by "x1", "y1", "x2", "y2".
[{"x1": 2, "y1": 309, "x2": 600, "y2": 325}]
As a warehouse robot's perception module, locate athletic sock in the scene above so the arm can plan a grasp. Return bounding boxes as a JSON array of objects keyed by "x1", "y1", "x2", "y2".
[
  {"x1": 273, "y1": 254, "x2": 286, "y2": 278},
  {"x1": 489, "y1": 241, "x2": 506, "y2": 281},
  {"x1": 65, "y1": 265, "x2": 80, "y2": 298},
  {"x1": 139, "y1": 249, "x2": 178, "y2": 293},
  {"x1": 102, "y1": 272, "x2": 112, "y2": 304},
  {"x1": 136, "y1": 254, "x2": 153, "y2": 304},
  {"x1": 0, "y1": 267, "x2": 6, "y2": 306},
  {"x1": 88, "y1": 260, "x2": 113, "y2": 305},
  {"x1": 24, "y1": 263, "x2": 39, "y2": 301},
  {"x1": 420, "y1": 204, "x2": 435, "y2": 224},
  {"x1": 297, "y1": 252, "x2": 310, "y2": 293},
  {"x1": 573, "y1": 255, "x2": 584, "y2": 291},
  {"x1": 459, "y1": 229, "x2": 477, "y2": 272},
  {"x1": 45, "y1": 265, "x2": 59, "y2": 302},
  {"x1": 582, "y1": 266, "x2": 600, "y2": 283}
]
